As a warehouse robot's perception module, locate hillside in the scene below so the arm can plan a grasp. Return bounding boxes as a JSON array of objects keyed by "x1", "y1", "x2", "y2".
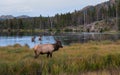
[
  {"x1": 64, "y1": 18, "x2": 116, "y2": 32},
  {"x1": 84, "y1": 18, "x2": 117, "y2": 32}
]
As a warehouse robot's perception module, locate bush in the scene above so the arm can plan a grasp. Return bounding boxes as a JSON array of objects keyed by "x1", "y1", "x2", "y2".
[
  {"x1": 48, "y1": 28, "x2": 53, "y2": 32},
  {"x1": 64, "y1": 28, "x2": 73, "y2": 32},
  {"x1": 13, "y1": 44, "x2": 22, "y2": 47},
  {"x1": 56, "y1": 29, "x2": 61, "y2": 33}
]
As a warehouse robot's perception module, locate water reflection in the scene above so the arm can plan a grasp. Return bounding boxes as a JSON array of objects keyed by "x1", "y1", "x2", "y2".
[{"x1": 0, "y1": 33, "x2": 120, "y2": 48}]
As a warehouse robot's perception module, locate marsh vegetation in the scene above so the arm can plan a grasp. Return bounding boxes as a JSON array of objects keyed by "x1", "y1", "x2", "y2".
[{"x1": 0, "y1": 40, "x2": 120, "y2": 75}]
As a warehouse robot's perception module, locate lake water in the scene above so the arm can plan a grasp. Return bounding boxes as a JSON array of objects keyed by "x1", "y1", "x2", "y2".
[{"x1": 0, "y1": 32, "x2": 120, "y2": 48}]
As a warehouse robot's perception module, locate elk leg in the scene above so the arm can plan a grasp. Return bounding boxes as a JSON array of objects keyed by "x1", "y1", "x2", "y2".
[
  {"x1": 47, "y1": 53, "x2": 50, "y2": 58},
  {"x1": 35, "y1": 55, "x2": 39, "y2": 58},
  {"x1": 50, "y1": 53, "x2": 52, "y2": 58},
  {"x1": 34, "y1": 51, "x2": 39, "y2": 58},
  {"x1": 34, "y1": 51, "x2": 37, "y2": 58}
]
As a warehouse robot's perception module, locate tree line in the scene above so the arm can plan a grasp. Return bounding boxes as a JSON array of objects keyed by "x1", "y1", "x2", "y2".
[{"x1": 0, "y1": 0, "x2": 119, "y2": 32}]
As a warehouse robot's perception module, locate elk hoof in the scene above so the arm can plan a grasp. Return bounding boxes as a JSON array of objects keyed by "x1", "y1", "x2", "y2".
[{"x1": 34, "y1": 56, "x2": 38, "y2": 59}]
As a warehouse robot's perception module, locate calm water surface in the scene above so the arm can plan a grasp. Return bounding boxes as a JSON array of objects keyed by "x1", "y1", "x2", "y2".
[{"x1": 0, "y1": 33, "x2": 120, "y2": 48}]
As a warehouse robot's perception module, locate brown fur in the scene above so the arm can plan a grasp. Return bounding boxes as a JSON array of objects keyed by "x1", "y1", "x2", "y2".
[{"x1": 33, "y1": 40, "x2": 63, "y2": 58}]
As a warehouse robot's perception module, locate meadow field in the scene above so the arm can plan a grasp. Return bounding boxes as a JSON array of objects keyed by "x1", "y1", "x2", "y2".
[{"x1": 0, "y1": 40, "x2": 120, "y2": 75}]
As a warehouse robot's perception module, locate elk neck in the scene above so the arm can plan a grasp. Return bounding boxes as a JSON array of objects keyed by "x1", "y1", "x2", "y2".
[{"x1": 53, "y1": 43, "x2": 60, "y2": 51}]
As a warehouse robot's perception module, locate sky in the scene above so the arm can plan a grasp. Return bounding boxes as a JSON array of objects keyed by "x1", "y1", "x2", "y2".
[{"x1": 0, "y1": 0, "x2": 109, "y2": 17}]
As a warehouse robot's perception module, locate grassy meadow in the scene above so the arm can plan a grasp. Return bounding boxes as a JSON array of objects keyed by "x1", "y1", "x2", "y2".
[{"x1": 0, "y1": 40, "x2": 120, "y2": 75}]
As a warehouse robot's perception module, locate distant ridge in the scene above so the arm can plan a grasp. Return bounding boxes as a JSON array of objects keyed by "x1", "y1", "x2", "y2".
[
  {"x1": 16, "y1": 15, "x2": 30, "y2": 19},
  {"x1": 0, "y1": 15, "x2": 14, "y2": 20},
  {"x1": 0, "y1": 15, "x2": 30, "y2": 20}
]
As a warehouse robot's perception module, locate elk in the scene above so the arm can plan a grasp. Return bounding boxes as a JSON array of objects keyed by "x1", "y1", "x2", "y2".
[
  {"x1": 33, "y1": 40, "x2": 63, "y2": 58},
  {"x1": 31, "y1": 36, "x2": 36, "y2": 42}
]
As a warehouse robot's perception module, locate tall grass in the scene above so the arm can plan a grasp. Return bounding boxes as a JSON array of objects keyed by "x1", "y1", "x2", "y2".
[{"x1": 0, "y1": 40, "x2": 120, "y2": 75}]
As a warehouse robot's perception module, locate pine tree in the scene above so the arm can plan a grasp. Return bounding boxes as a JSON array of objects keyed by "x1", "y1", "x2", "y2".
[
  {"x1": 118, "y1": 0, "x2": 120, "y2": 31},
  {"x1": 116, "y1": 0, "x2": 120, "y2": 31}
]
